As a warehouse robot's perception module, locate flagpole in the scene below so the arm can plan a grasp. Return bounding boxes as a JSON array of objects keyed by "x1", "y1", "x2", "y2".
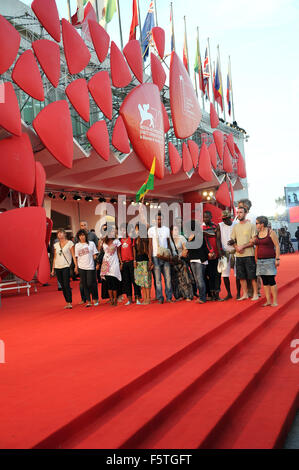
[
  {"x1": 116, "y1": 0, "x2": 124, "y2": 51},
  {"x1": 67, "y1": 0, "x2": 71, "y2": 22},
  {"x1": 136, "y1": 0, "x2": 144, "y2": 73},
  {"x1": 153, "y1": 0, "x2": 158, "y2": 26},
  {"x1": 229, "y1": 55, "x2": 236, "y2": 122},
  {"x1": 196, "y1": 27, "x2": 205, "y2": 111},
  {"x1": 94, "y1": 0, "x2": 100, "y2": 22},
  {"x1": 217, "y1": 44, "x2": 226, "y2": 121},
  {"x1": 183, "y1": 16, "x2": 189, "y2": 74},
  {"x1": 170, "y1": 2, "x2": 175, "y2": 52},
  {"x1": 207, "y1": 38, "x2": 214, "y2": 106}
]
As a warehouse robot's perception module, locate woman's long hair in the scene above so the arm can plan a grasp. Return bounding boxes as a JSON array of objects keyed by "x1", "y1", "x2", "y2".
[{"x1": 76, "y1": 229, "x2": 89, "y2": 244}]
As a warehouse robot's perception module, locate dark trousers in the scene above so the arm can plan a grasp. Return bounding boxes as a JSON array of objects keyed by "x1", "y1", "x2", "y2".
[
  {"x1": 55, "y1": 267, "x2": 72, "y2": 303},
  {"x1": 207, "y1": 259, "x2": 221, "y2": 293},
  {"x1": 122, "y1": 260, "x2": 141, "y2": 298},
  {"x1": 78, "y1": 268, "x2": 98, "y2": 302}
]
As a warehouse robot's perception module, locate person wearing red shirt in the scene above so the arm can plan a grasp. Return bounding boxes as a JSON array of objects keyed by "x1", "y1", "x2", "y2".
[
  {"x1": 203, "y1": 211, "x2": 223, "y2": 301},
  {"x1": 119, "y1": 224, "x2": 142, "y2": 305}
]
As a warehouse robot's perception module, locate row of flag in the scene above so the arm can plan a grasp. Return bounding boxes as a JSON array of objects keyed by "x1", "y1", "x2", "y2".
[{"x1": 70, "y1": 0, "x2": 233, "y2": 117}]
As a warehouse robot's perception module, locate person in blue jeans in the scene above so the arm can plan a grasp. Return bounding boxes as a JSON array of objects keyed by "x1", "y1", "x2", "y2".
[
  {"x1": 186, "y1": 220, "x2": 209, "y2": 304},
  {"x1": 148, "y1": 213, "x2": 173, "y2": 304}
]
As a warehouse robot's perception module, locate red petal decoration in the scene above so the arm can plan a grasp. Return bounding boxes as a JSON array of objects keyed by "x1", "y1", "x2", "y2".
[
  {"x1": 120, "y1": 83, "x2": 165, "y2": 179},
  {"x1": 88, "y1": 19, "x2": 110, "y2": 63},
  {"x1": 150, "y1": 53, "x2": 166, "y2": 91},
  {"x1": 188, "y1": 140, "x2": 199, "y2": 168},
  {"x1": 237, "y1": 153, "x2": 247, "y2": 178},
  {"x1": 35, "y1": 162, "x2": 46, "y2": 207},
  {"x1": 66, "y1": 78, "x2": 90, "y2": 122},
  {"x1": 0, "y1": 185, "x2": 9, "y2": 204},
  {"x1": 0, "y1": 133, "x2": 35, "y2": 194},
  {"x1": 161, "y1": 102, "x2": 170, "y2": 133},
  {"x1": 61, "y1": 19, "x2": 90, "y2": 75},
  {"x1": 0, "y1": 82, "x2": 21, "y2": 136},
  {"x1": 222, "y1": 144, "x2": 233, "y2": 173},
  {"x1": 182, "y1": 142, "x2": 193, "y2": 173},
  {"x1": 0, "y1": 207, "x2": 46, "y2": 281},
  {"x1": 12, "y1": 50, "x2": 44, "y2": 101},
  {"x1": 46, "y1": 217, "x2": 53, "y2": 247},
  {"x1": 31, "y1": 0, "x2": 60, "y2": 42},
  {"x1": 226, "y1": 133, "x2": 235, "y2": 157},
  {"x1": 123, "y1": 40, "x2": 143, "y2": 84},
  {"x1": 210, "y1": 102, "x2": 219, "y2": 128},
  {"x1": 112, "y1": 115, "x2": 130, "y2": 154},
  {"x1": 198, "y1": 142, "x2": 213, "y2": 182},
  {"x1": 33, "y1": 101, "x2": 73, "y2": 169},
  {"x1": 110, "y1": 41, "x2": 132, "y2": 88},
  {"x1": 37, "y1": 245, "x2": 50, "y2": 284},
  {"x1": 87, "y1": 121, "x2": 110, "y2": 161},
  {"x1": 152, "y1": 26, "x2": 165, "y2": 59},
  {"x1": 88, "y1": 71, "x2": 112, "y2": 120},
  {"x1": 216, "y1": 181, "x2": 231, "y2": 207},
  {"x1": 32, "y1": 39, "x2": 60, "y2": 88},
  {"x1": 208, "y1": 142, "x2": 217, "y2": 169},
  {"x1": 170, "y1": 52, "x2": 202, "y2": 139},
  {"x1": 0, "y1": 14, "x2": 21, "y2": 74},
  {"x1": 213, "y1": 130, "x2": 224, "y2": 160},
  {"x1": 168, "y1": 142, "x2": 182, "y2": 175}
]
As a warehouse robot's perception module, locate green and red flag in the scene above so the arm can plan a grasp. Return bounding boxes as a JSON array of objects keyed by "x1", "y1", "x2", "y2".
[
  {"x1": 136, "y1": 157, "x2": 156, "y2": 202},
  {"x1": 129, "y1": 0, "x2": 139, "y2": 41}
]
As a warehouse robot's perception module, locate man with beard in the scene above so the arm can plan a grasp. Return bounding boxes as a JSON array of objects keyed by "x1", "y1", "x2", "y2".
[{"x1": 230, "y1": 206, "x2": 258, "y2": 301}]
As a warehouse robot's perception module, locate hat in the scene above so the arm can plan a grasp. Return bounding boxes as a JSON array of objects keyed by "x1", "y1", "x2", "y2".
[{"x1": 222, "y1": 210, "x2": 231, "y2": 218}]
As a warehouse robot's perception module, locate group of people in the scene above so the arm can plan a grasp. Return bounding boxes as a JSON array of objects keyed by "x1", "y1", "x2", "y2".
[{"x1": 51, "y1": 198, "x2": 280, "y2": 309}]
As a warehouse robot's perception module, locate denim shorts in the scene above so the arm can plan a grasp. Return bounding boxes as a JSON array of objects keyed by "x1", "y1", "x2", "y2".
[{"x1": 256, "y1": 258, "x2": 277, "y2": 276}]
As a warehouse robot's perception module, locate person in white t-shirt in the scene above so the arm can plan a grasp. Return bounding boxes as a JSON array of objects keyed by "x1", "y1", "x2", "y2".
[
  {"x1": 74, "y1": 229, "x2": 99, "y2": 307},
  {"x1": 51, "y1": 228, "x2": 76, "y2": 309},
  {"x1": 148, "y1": 213, "x2": 173, "y2": 303},
  {"x1": 99, "y1": 225, "x2": 122, "y2": 306},
  {"x1": 217, "y1": 210, "x2": 235, "y2": 300}
]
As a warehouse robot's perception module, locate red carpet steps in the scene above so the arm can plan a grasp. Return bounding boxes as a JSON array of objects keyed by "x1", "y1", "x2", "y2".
[{"x1": 34, "y1": 277, "x2": 299, "y2": 449}]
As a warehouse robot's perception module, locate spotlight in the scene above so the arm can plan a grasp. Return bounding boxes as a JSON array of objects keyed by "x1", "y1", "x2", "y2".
[
  {"x1": 207, "y1": 196, "x2": 211, "y2": 200},
  {"x1": 98, "y1": 197, "x2": 106, "y2": 202},
  {"x1": 85, "y1": 196, "x2": 93, "y2": 202},
  {"x1": 59, "y1": 193, "x2": 67, "y2": 200},
  {"x1": 110, "y1": 198, "x2": 117, "y2": 204},
  {"x1": 73, "y1": 194, "x2": 81, "y2": 201},
  {"x1": 209, "y1": 191, "x2": 214, "y2": 197},
  {"x1": 203, "y1": 191, "x2": 208, "y2": 197},
  {"x1": 48, "y1": 192, "x2": 55, "y2": 199}
]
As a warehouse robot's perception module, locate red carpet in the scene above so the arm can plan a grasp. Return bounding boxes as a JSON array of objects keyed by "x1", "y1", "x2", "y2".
[{"x1": 0, "y1": 254, "x2": 298, "y2": 449}]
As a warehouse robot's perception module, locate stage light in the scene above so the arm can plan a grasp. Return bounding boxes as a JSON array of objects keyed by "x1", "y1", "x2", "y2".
[
  {"x1": 85, "y1": 196, "x2": 93, "y2": 202},
  {"x1": 48, "y1": 192, "x2": 55, "y2": 199},
  {"x1": 209, "y1": 191, "x2": 214, "y2": 196},
  {"x1": 73, "y1": 194, "x2": 81, "y2": 201},
  {"x1": 98, "y1": 197, "x2": 106, "y2": 202},
  {"x1": 207, "y1": 196, "x2": 211, "y2": 200},
  {"x1": 59, "y1": 193, "x2": 67, "y2": 200},
  {"x1": 203, "y1": 191, "x2": 208, "y2": 197},
  {"x1": 110, "y1": 198, "x2": 117, "y2": 204}
]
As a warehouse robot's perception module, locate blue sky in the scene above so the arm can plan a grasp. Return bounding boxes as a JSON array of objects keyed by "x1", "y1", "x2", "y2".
[{"x1": 22, "y1": 0, "x2": 299, "y2": 216}]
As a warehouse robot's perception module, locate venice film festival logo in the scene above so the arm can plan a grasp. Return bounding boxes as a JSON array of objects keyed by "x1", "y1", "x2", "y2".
[{"x1": 138, "y1": 102, "x2": 163, "y2": 146}]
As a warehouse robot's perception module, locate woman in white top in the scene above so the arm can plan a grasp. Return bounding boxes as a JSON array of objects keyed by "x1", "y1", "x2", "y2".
[
  {"x1": 51, "y1": 228, "x2": 75, "y2": 309},
  {"x1": 99, "y1": 226, "x2": 122, "y2": 306},
  {"x1": 74, "y1": 229, "x2": 99, "y2": 307}
]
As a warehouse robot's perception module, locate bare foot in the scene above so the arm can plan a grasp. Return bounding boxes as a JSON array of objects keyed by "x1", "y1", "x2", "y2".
[{"x1": 271, "y1": 303, "x2": 278, "y2": 307}]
